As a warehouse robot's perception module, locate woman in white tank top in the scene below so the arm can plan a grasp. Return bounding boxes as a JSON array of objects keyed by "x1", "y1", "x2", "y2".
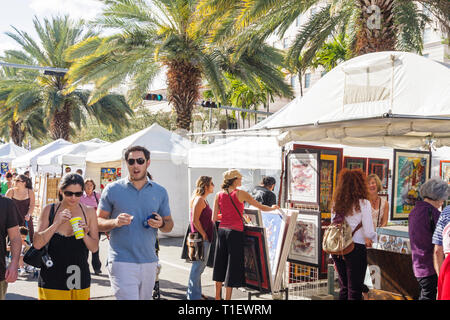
[{"x1": 367, "y1": 174, "x2": 389, "y2": 229}]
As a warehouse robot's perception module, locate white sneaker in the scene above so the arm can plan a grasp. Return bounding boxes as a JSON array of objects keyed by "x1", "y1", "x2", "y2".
[{"x1": 19, "y1": 268, "x2": 27, "y2": 276}]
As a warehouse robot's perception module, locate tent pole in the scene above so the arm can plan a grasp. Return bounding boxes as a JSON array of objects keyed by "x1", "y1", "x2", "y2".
[{"x1": 278, "y1": 146, "x2": 285, "y2": 208}]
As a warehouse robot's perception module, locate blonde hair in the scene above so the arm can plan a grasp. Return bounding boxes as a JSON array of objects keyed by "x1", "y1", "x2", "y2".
[
  {"x1": 190, "y1": 176, "x2": 212, "y2": 207},
  {"x1": 367, "y1": 174, "x2": 382, "y2": 192}
]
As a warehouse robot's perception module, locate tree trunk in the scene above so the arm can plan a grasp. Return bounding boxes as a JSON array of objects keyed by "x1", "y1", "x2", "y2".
[
  {"x1": 50, "y1": 103, "x2": 72, "y2": 141},
  {"x1": 166, "y1": 60, "x2": 202, "y2": 131},
  {"x1": 355, "y1": 0, "x2": 396, "y2": 56},
  {"x1": 9, "y1": 120, "x2": 25, "y2": 146}
]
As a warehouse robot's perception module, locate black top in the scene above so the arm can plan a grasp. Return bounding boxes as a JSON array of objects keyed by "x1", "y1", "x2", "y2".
[
  {"x1": 0, "y1": 195, "x2": 19, "y2": 281},
  {"x1": 251, "y1": 186, "x2": 277, "y2": 206}
]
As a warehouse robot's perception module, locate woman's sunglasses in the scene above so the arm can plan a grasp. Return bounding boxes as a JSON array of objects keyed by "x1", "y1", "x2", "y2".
[
  {"x1": 63, "y1": 191, "x2": 83, "y2": 197},
  {"x1": 127, "y1": 158, "x2": 146, "y2": 165}
]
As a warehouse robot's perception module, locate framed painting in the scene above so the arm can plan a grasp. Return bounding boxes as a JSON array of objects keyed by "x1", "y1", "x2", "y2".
[
  {"x1": 100, "y1": 167, "x2": 121, "y2": 190},
  {"x1": 344, "y1": 156, "x2": 367, "y2": 173},
  {"x1": 0, "y1": 162, "x2": 8, "y2": 176},
  {"x1": 319, "y1": 154, "x2": 337, "y2": 219},
  {"x1": 288, "y1": 210, "x2": 321, "y2": 268},
  {"x1": 244, "y1": 226, "x2": 272, "y2": 293},
  {"x1": 244, "y1": 207, "x2": 262, "y2": 227},
  {"x1": 368, "y1": 158, "x2": 389, "y2": 190},
  {"x1": 286, "y1": 151, "x2": 320, "y2": 205},
  {"x1": 440, "y1": 161, "x2": 450, "y2": 184},
  {"x1": 261, "y1": 211, "x2": 285, "y2": 282},
  {"x1": 391, "y1": 149, "x2": 431, "y2": 220},
  {"x1": 273, "y1": 209, "x2": 299, "y2": 291}
]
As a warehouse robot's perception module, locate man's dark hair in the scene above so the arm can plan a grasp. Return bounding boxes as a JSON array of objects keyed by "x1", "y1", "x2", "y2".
[
  {"x1": 19, "y1": 226, "x2": 29, "y2": 236},
  {"x1": 261, "y1": 176, "x2": 276, "y2": 187},
  {"x1": 124, "y1": 145, "x2": 151, "y2": 161}
]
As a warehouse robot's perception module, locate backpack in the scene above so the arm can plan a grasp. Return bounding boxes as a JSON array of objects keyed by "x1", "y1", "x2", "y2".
[{"x1": 322, "y1": 218, "x2": 362, "y2": 256}]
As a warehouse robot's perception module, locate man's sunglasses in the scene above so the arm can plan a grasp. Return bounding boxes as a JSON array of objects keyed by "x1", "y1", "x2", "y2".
[
  {"x1": 127, "y1": 158, "x2": 146, "y2": 165},
  {"x1": 63, "y1": 191, "x2": 83, "y2": 197}
]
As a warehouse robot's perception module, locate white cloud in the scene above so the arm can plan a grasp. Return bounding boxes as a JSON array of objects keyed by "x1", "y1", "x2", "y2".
[{"x1": 29, "y1": 0, "x2": 104, "y2": 21}]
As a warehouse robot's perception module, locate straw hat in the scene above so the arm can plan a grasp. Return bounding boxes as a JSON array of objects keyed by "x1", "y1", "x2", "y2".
[{"x1": 223, "y1": 169, "x2": 242, "y2": 181}]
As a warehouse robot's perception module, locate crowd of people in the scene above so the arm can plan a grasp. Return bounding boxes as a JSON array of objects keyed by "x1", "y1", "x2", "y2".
[{"x1": 1, "y1": 145, "x2": 450, "y2": 301}]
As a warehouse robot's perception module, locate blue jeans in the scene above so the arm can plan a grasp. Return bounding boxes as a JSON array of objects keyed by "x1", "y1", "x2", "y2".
[{"x1": 187, "y1": 241, "x2": 210, "y2": 300}]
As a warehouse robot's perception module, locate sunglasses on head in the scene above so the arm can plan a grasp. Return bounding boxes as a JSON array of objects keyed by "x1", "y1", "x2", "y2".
[
  {"x1": 63, "y1": 191, "x2": 83, "y2": 197},
  {"x1": 15, "y1": 180, "x2": 24, "y2": 183},
  {"x1": 127, "y1": 157, "x2": 146, "y2": 165}
]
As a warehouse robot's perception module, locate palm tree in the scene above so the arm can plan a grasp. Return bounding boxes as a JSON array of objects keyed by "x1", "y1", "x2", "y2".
[
  {"x1": 198, "y1": 0, "x2": 448, "y2": 72},
  {"x1": 0, "y1": 15, "x2": 133, "y2": 141},
  {"x1": 64, "y1": 0, "x2": 292, "y2": 132}
]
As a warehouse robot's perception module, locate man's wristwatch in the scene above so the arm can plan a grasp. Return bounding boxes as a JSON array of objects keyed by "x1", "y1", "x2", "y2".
[{"x1": 159, "y1": 219, "x2": 166, "y2": 229}]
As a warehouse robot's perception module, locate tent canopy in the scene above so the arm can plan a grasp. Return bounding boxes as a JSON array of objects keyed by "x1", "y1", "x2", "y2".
[
  {"x1": 86, "y1": 123, "x2": 195, "y2": 163},
  {"x1": 0, "y1": 142, "x2": 29, "y2": 163},
  {"x1": 188, "y1": 136, "x2": 281, "y2": 170},
  {"x1": 36, "y1": 139, "x2": 109, "y2": 167},
  {"x1": 254, "y1": 52, "x2": 450, "y2": 149},
  {"x1": 11, "y1": 139, "x2": 72, "y2": 171}
]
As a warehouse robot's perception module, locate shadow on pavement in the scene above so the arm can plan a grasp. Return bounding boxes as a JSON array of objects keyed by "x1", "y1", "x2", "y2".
[
  {"x1": 6, "y1": 293, "x2": 37, "y2": 300},
  {"x1": 158, "y1": 236, "x2": 183, "y2": 248}
]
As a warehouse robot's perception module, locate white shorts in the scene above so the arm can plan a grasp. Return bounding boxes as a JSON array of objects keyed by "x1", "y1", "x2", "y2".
[{"x1": 107, "y1": 261, "x2": 158, "y2": 300}]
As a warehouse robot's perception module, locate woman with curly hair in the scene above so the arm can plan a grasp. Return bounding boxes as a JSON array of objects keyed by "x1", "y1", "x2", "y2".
[{"x1": 331, "y1": 168, "x2": 377, "y2": 300}]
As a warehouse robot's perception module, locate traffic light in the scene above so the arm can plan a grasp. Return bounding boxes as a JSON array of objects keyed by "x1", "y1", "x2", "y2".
[
  {"x1": 201, "y1": 101, "x2": 219, "y2": 108},
  {"x1": 144, "y1": 93, "x2": 164, "y2": 101}
]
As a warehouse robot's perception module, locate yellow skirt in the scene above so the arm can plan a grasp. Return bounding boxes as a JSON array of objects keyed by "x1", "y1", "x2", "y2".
[{"x1": 38, "y1": 287, "x2": 90, "y2": 300}]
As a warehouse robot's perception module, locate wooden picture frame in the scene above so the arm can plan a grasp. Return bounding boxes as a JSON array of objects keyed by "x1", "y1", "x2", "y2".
[
  {"x1": 391, "y1": 149, "x2": 431, "y2": 220},
  {"x1": 344, "y1": 156, "x2": 368, "y2": 173},
  {"x1": 273, "y1": 209, "x2": 299, "y2": 291},
  {"x1": 287, "y1": 210, "x2": 321, "y2": 268},
  {"x1": 244, "y1": 226, "x2": 272, "y2": 293},
  {"x1": 368, "y1": 158, "x2": 390, "y2": 190},
  {"x1": 286, "y1": 150, "x2": 320, "y2": 205},
  {"x1": 244, "y1": 207, "x2": 262, "y2": 227},
  {"x1": 290, "y1": 144, "x2": 343, "y2": 220}
]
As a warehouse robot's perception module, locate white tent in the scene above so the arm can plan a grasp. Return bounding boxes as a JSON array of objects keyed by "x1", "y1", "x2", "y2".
[
  {"x1": 11, "y1": 139, "x2": 72, "y2": 174},
  {"x1": 36, "y1": 138, "x2": 110, "y2": 174},
  {"x1": 85, "y1": 123, "x2": 196, "y2": 237},
  {"x1": 0, "y1": 142, "x2": 29, "y2": 163},
  {"x1": 251, "y1": 51, "x2": 450, "y2": 149}
]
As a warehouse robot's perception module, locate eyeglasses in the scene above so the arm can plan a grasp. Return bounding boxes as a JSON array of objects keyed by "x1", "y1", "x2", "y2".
[
  {"x1": 127, "y1": 158, "x2": 146, "y2": 166},
  {"x1": 15, "y1": 180, "x2": 24, "y2": 183},
  {"x1": 63, "y1": 191, "x2": 83, "y2": 197}
]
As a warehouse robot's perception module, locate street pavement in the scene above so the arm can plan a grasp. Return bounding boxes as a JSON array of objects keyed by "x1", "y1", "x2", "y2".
[{"x1": 5, "y1": 234, "x2": 259, "y2": 300}]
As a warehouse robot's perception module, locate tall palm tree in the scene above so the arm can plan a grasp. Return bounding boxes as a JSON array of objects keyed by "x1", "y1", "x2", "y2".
[
  {"x1": 0, "y1": 16, "x2": 133, "y2": 141},
  {"x1": 64, "y1": 0, "x2": 292, "y2": 132},
  {"x1": 198, "y1": 0, "x2": 448, "y2": 72}
]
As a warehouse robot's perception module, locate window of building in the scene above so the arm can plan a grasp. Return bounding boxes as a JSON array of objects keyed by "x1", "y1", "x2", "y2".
[
  {"x1": 283, "y1": 38, "x2": 289, "y2": 49},
  {"x1": 290, "y1": 76, "x2": 296, "y2": 87},
  {"x1": 296, "y1": 15, "x2": 301, "y2": 27},
  {"x1": 304, "y1": 73, "x2": 311, "y2": 88}
]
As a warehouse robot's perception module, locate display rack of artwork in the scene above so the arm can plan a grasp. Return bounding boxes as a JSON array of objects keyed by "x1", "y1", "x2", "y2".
[
  {"x1": 244, "y1": 207, "x2": 262, "y2": 227},
  {"x1": 440, "y1": 161, "x2": 450, "y2": 208},
  {"x1": 391, "y1": 149, "x2": 431, "y2": 220},
  {"x1": 368, "y1": 158, "x2": 390, "y2": 190},
  {"x1": 344, "y1": 156, "x2": 367, "y2": 172}
]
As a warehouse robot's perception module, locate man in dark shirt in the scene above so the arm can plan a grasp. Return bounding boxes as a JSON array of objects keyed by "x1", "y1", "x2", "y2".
[
  {"x1": 251, "y1": 176, "x2": 277, "y2": 206},
  {"x1": 0, "y1": 195, "x2": 21, "y2": 300}
]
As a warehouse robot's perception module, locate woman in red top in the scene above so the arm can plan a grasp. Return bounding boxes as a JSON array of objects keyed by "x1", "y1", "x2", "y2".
[
  {"x1": 212, "y1": 169, "x2": 278, "y2": 300},
  {"x1": 438, "y1": 223, "x2": 450, "y2": 300}
]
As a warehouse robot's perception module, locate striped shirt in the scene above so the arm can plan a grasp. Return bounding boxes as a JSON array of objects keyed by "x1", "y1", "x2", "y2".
[{"x1": 432, "y1": 206, "x2": 450, "y2": 246}]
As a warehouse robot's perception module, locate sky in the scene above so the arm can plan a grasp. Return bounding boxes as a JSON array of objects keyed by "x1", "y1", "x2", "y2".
[
  {"x1": 0, "y1": 0, "x2": 105, "y2": 54},
  {"x1": 0, "y1": 0, "x2": 167, "y2": 89}
]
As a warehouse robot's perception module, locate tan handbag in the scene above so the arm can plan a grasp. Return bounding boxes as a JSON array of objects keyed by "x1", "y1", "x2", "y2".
[{"x1": 322, "y1": 220, "x2": 362, "y2": 256}]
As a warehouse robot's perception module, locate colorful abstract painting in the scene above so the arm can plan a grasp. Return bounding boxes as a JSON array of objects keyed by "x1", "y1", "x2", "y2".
[
  {"x1": 368, "y1": 158, "x2": 389, "y2": 190},
  {"x1": 287, "y1": 152, "x2": 319, "y2": 205}
]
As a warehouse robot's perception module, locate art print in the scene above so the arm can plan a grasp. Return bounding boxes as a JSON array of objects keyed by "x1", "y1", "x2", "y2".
[
  {"x1": 287, "y1": 152, "x2": 319, "y2": 205},
  {"x1": 244, "y1": 207, "x2": 262, "y2": 227},
  {"x1": 391, "y1": 149, "x2": 431, "y2": 220},
  {"x1": 368, "y1": 158, "x2": 389, "y2": 190},
  {"x1": 344, "y1": 156, "x2": 367, "y2": 173}
]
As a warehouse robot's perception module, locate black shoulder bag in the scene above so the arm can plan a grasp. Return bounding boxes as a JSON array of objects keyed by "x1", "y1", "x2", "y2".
[{"x1": 23, "y1": 203, "x2": 58, "y2": 268}]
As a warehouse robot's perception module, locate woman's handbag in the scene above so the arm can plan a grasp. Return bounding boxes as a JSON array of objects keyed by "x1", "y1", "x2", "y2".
[
  {"x1": 322, "y1": 219, "x2": 362, "y2": 256},
  {"x1": 187, "y1": 232, "x2": 204, "y2": 261},
  {"x1": 23, "y1": 203, "x2": 57, "y2": 268}
]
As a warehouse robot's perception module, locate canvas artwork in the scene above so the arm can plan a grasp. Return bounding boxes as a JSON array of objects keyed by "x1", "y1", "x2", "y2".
[
  {"x1": 287, "y1": 152, "x2": 319, "y2": 205},
  {"x1": 368, "y1": 158, "x2": 389, "y2": 189},
  {"x1": 288, "y1": 210, "x2": 321, "y2": 267},
  {"x1": 0, "y1": 163, "x2": 8, "y2": 176},
  {"x1": 244, "y1": 226, "x2": 272, "y2": 293},
  {"x1": 440, "y1": 161, "x2": 450, "y2": 185},
  {"x1": 344, "y1": 156, "x2": 367, "y2": 173},
  {"x1": 391, "y1": 150, "x2": 431, "y2": 220},
  {"x1": 100, "y1": 167, "x2": 122, "y2": 190},
  {"x1": 319, "y1": 154, "x2": 337, "y2": 218},
  {"x1": 244, "y1": 207, "x2": 262, "y2": 227},
  {"x1": 261, "y1": 211, "x2": 285, "y2": 282}
]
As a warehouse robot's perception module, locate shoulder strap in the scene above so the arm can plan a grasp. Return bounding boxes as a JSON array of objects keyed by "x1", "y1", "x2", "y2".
[
  {"x1": 79, "y1": 204, "x2": 87, "y2": 221},
  {"x1": 94, "y1": 192, "x2": 99, "y2": 205},
  {"x1": 226, "y1": 189, "x2": 245, "y2": 225},
  {"x1": 49, "y1": 203, "x2": 60, "y2": 225},
  {"x1": 428, "y1": 207, "x2": 436, "y2": 234},
  {"x1": 352, "y1": 221, "x2": 363, "y2": 236}
]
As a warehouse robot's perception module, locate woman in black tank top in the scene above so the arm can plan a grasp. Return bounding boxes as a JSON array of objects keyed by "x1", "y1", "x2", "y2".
[{"x1": 33, "y1": 173, "x2": 99, "y2": 300}]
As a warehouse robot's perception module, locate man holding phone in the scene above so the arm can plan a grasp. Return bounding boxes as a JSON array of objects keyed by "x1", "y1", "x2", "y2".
[{"x1": 97, "y1": 145, "x2": 173, "y2": 300}]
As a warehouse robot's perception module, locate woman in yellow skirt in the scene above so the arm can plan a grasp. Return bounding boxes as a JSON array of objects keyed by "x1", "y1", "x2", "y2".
[{"x1": 33, "y1": 173, "x2": 99, "y2": 300}]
